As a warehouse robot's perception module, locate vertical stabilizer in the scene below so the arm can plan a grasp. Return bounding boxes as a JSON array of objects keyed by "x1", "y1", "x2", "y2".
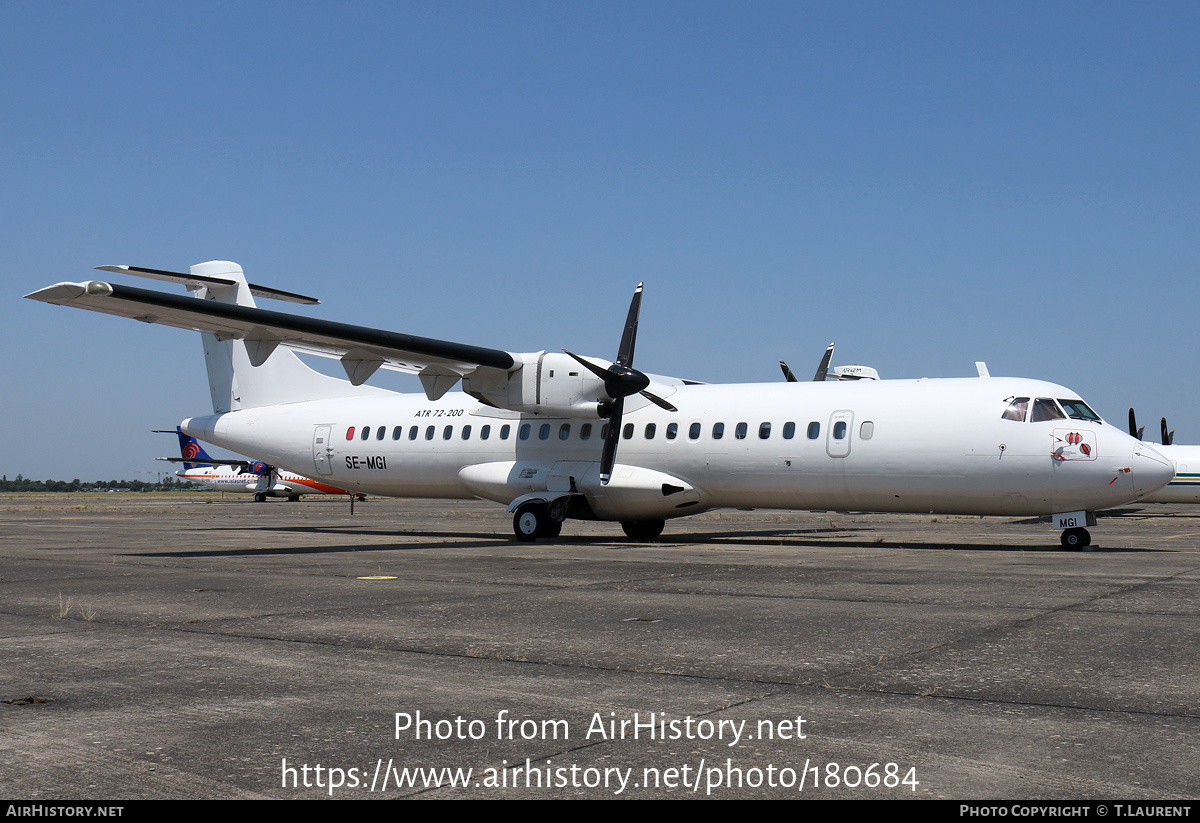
[
  {"x1": 175, "y1": 426, "x2": 214, "y2": 470},
  {"x1": 192, "y1": 261, "x2": 387, "y2": 412}
]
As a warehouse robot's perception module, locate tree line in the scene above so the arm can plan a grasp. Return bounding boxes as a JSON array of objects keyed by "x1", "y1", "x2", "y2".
[{"x1": 0, "y1": 475, "x2": 196, "y2": 493}]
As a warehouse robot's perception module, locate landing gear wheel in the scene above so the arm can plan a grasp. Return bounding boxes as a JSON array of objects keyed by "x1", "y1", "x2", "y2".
[
  {"x1": 513, "y1": 502, "x2": 560, "y2": 541},
  {"x1": 1060, "y1": 527, "x2": 1091, "y2": 550},
  {"x1": 621, "y1": 519, "x2": 665, "y2": 540},
  {"x1": 253, "y1": 492, "x2": 267, "y2": 503},
  {"x1": 287, "y1": 495, "x2": 300, "y2": 502}
]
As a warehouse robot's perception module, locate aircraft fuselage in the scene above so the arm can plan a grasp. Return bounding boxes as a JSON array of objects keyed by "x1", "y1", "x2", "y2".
[{"x1": 183, "y1": 376, "x2": 1172, "y2": 522}]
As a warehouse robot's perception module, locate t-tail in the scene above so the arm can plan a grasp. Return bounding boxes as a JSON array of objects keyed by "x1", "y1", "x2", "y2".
[
  {"x1": 84, "y1": 261, "x2": 390, "y2": 413},
  {"x1": 179, "y1": 261, "x2": 388, "y2": 413}
]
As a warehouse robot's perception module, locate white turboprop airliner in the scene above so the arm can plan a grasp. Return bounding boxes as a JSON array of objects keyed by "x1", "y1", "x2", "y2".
[
  {"x1": 27, "y1": 261, "x2": 1175, "y2": 549},
  {"x1": 157, "y1": 428, "x2": 360, "y2": 502}
]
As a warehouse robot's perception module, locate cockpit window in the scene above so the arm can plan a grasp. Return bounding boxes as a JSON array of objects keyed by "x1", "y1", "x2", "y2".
[
  {"x1": 1002, "y1": 397, "x2": 1029, "y2": 422},
  {"x1": 1058, "y1": 399, "x2": 1101, "y2": 422},
  {"x1": 1031, "y1": 397, "x2": 1066, "y2": 422}
]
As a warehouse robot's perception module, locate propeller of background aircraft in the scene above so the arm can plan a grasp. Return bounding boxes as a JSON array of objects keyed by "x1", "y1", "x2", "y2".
[
  {"x1": 563, "y1": 283, "x2": 676, "y2": 485},
  {"x1": 1128, "y1": 408, "x2": 1145, "y2": 441},
  {"x1": 1128, "y1": 408, "x2": 1174, "y2": 446},
  {"x1": 780, "y1": 342, "x2": 835, "y2": 383},
  {"x1": 812, "y1": 342, "x2": 834, "y2": 382}
]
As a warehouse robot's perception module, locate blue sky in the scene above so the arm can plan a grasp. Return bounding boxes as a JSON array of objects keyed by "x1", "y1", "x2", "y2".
[{"x1": 4, "y1": 1, "x2": 1198, "y2": 481}]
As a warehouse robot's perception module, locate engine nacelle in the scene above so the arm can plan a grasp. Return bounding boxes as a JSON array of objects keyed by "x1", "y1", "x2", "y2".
[{"x1": 462, "y1": 352, "x2": 611, "y2": 418}]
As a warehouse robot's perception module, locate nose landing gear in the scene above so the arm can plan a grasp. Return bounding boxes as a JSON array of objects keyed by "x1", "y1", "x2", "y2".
[{"x1": 1060, "y1": 527, "x2": 1091, "y2": 550}]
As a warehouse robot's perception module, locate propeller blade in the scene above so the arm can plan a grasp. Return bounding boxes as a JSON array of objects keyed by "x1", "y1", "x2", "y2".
[
  {"x1": 780, "y1": 361, "x2": 798, "y2": 382},
  {"x1": 600, "y1": 397, "x2": 625, "y2": 484},
  {"x1": 563, "y1": 349, "x2": 613, "y2": 382},
  {"x1": 615, "y1": 283, "x2": 643, "y2": 367},
  {"x1": 813, "y1": 342, "x2": 835, "y2": 382},
  {"x1": 1129, "y1": 408, "x2": 1140, "y2": 440},
  {"x1": 640, "y1": 390, "x2": 677, "y2": 412},
  {"x1": 1162, "y1": 417, "x2": 1175, "y2": 446}
]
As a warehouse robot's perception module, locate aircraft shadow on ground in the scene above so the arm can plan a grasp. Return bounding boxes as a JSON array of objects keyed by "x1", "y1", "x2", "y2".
[{"x1": 126, "y1": 522, "x2": 1166, "y2": 557}]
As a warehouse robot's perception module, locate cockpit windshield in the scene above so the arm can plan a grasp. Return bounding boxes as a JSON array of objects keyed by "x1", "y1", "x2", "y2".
[
  {"x1": 1030, "y1": 398, "x2": 1066, "y2": 422},
  {"x1": 1002, "y1": 397, "x2": 1029, "y2": 422},
  {"x1": 1058, "y1": 399, "x2": 1102, "y2": 422},
  {"x1": 1002, "y1": 396, "x2": 1103, "y2": 424}
]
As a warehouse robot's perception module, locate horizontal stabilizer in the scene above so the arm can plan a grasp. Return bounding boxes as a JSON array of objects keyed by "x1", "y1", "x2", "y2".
[{"x1": 95, "y1": 265, "x2": 321, "y2": 305}]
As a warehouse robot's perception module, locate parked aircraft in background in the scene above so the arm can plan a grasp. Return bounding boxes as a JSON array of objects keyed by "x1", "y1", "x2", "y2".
[
  {"x1": 1128, "y1": 409, "x2": 1200, "y2": 504},
  {"x1": 157, "y1": 427, "x2": 361, "y2": 502},
  {"x1": 27, "y1": 261, "x2": 1174, "y2": 548},
  {"x1": 779, "y1": 343, "x2": 880, "y2": 383}
]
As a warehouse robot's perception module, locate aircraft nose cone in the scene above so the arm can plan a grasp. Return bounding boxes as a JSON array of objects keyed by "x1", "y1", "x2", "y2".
[{"x1": 1131, "y1": 441, "x2": 1175, "y2": 496}]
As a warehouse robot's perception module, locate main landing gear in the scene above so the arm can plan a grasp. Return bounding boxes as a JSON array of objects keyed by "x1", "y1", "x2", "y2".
[
  {"x1": 512, "y1": 501, "x2": 562, "y2": 541},
  {"x1": 621, "y1": 520, "x2": 665, "y2": 540},
  {"x1": 1060, "y1": 527, "x2": 1091, "y2": 550},
  {"x1": 510, "y1": 502, "x2": 666, "y2": 542}
]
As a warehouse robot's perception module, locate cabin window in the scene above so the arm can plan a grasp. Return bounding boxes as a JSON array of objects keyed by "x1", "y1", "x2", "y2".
[
  {"x1": 462, "y1": 425, "x2": 472, "y2": 440},
  {"x1": 391, "y1": 426, "x2": 402, "y2": 440},
  {"x1": 500, "y1": 424, "x2": 511, "y2": 440},
  {"x1": 480, "y1": 425, "x2": 491, "y2": 440},
  {"x1": 539, "y1": 423, "x2": 551, "y2": 441},
  {"x1": 645, "y1": 423, "x2": 656, "y2": 439},
  {"x1": 783, "y1": 422, "x2": 795, "y2": 439},
  {"x1": 1002, "y1": 397, "x2": 1029, "y2": 422},
  {"x1": 735, "y1": 422, "x2": 748, "y2": 440},
  {"x1": 361, "y1": 426, "x2": 371, "y2": 441},
  {"x1": 408, "y1": 426, "x2": 419, "y2": 441},
  {"x1": 580, "y1": 423, "x2": 592, "y2": 440},
  {"x1": 442, "y1": 425, "x2": 452, "y2": 440},
  {"x1": 559, "y1": 424, "x2": 571, "y2": 440},
  {"x1": 1031, "y1": 398, "x2": 1066, "y2": 422},
  {"x1": 519, "y1": 424, "x2": 531, "y2": 440},
  {"x1": 689, "y1": 422, "x2": 701, "y2": 440},
  {"x1": 623, "y1": 423, "x2": 634, "y2": 439},
  {"x1": 807, "y1": 422, "x2": 820, "y2": 439},
  {"x1": 759, "y1": 422, "x2": 771, "y2": 439},
  {"x1": 860, "y1": 421, "x2": 874, "y2": 440},
  {"x1": 666, "y1": 423, "x2": 678, "y2": 440},
  {"x1": 425, "y1": 426, "x2": 435, "y2": 440},
  {"x1": 1059, "y1": 399, "x2": 1101, "y2": 422},
  {"x1": 346, "y1": 427, "x2": 355, "y2": 440},
  {"x1": 376, "y1": 427, "x2": 386, "y2": 441},
  {"x1": 601, "y1": 423, "x2": 609, "y2": 440},
  {"x1": 833, "y1": 421, "x2": 847, "y2": 439},
  {"x1": 712, "y1": 422, "x2": 725, "y2": 440}
]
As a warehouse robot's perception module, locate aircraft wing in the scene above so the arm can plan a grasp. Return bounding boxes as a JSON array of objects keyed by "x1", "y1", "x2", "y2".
[{"x1": 26, "y1": 280, "x2": 518, "y2": 381}]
